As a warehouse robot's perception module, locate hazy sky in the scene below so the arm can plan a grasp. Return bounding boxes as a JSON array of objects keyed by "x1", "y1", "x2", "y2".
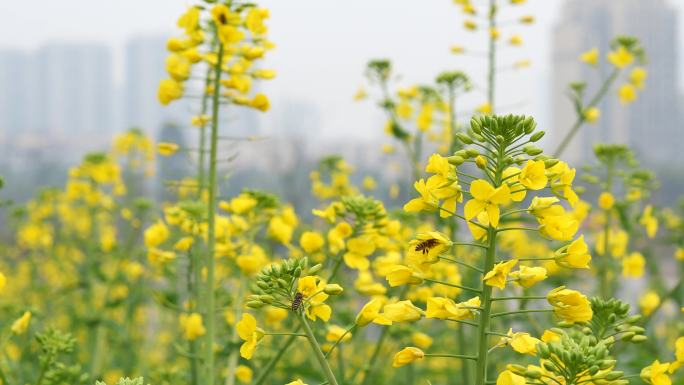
[{"x1": 1, "y1": 0, "x2": 682, "y2": 141}]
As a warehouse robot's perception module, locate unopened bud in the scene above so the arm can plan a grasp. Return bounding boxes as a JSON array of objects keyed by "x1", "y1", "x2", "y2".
[
  {"x1": 323, "y1": 284, "x2": 344, "y2": 295},
  {"x1": 447, "y1": 155, "x2": 464, "y2": 165},
  {"x1": 630, "y1": 335, "x2": 647, "y2": 343},
  {"x1": 456, "y1": 133, "x2": 473, "y2": 144},
  {"x1": 466, "y1": 149, "x2": 480, "y2": 158},
  {"x1": 259, "y1": 295, "x2": 274, "y2": 304},
  {"x1": 544, "y1": 158, "x2": 559, "y2": 168},
  {"x1": 308, "y1": 264, "x2": 322, "y2": 275},
  {"x1": 526, "y1": 370, "x2": 542, "y2": 379},
  {"x1": 475, "y1": 156, "x2": 487, "y2": 169},
  {"x1": 246, "y1": 300, "x2": 265, "y2": 309},
  {"x1": 529, "y1": 131, "x2": 545, "y2": 142},
  {"x1": 523, "y1": 145, "x2": 543, "y2": 156}
]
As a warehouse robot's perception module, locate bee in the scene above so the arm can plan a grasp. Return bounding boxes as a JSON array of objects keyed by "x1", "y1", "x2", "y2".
[
  {"x1": 414, "y1": 239, "x2": 439, "y2": 255},
  {"x1": 291, "y1": 292, "x2": 304, "y2": 311}
]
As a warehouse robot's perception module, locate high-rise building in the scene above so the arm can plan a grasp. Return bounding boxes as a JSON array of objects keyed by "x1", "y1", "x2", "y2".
[
  {"x1": 551, "y1": 0, "x2": 680, "y2": 166},
  {"x1": 124, "y1": 35, "x2": 199, "y2": 136},
  {"x1": 0, "y1": 44, "x2": 113, "y2": 143},
  {"x1": 0, "y1": 50, "x2": 34, "y2": 139},
  {"x1": 124, "y1": 35, "x2": 169, "y2": 134},
  {"x1": 36, "y1": 43, "x2": 113, "y2": 137}
]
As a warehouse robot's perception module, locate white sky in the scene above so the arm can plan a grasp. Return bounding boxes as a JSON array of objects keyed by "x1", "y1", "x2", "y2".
[{"x1": 0, "y1": 0, "x2": 682, "y2": 141}]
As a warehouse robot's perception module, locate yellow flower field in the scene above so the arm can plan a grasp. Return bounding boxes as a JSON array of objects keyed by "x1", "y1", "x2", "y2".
[{"x1": 0, "y1": 1, "x2": 682, "y2": 385}]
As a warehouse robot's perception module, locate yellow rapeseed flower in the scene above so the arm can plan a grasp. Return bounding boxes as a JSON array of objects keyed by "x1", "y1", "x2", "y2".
[
  {"x1": 484, "y1": 259, "x2": 518, "y2": 289},
  {"x1": 639, "y1": 291, "x2": 660, "y2": 316},
  {"x1": 392, "y1": 347, "x2": 424, "y2": 368},
  {"x1": 236, "y1": 313, "x2": 264, "y2": 359},
  {"x1": 496, "y1": 370, "x2": 526, "y2": 385},
  {"x1": 584, "y1": 107, "x2": 601, "y2": 123},
  {"x1": 547, "y1": 286, "x2": 593, "y2": 323},
  {"x1": 580, "y1": 47, "x2": 599, "y2": 66},
  {"x1": 179, "y1": 312, "x2": 206, "y2": 340},
  {"x1": 622, "y1": 252, "x2": 645, "y2": 278},
  {"x1": 607, "y1": 46, "x2": 634, "y2": 68},
  {"x1": 464, "y1": 179, "x2": 511, "y2": 227},
  {"x1": 618, "y1": 84, "x2": 637, "y2": 104},
  {"x1": 11, "y1": 311, "x2": 31, "y2": 335}
]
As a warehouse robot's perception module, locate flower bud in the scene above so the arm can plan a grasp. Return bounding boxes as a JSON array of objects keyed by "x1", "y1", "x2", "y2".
[
  {"x1": 324, "y1": 284, "x2": 344, "y2": 295},
  {"x1": 259, "y1": 295, "x2": 274, "y2": 304},
  {"x1": 470, "y1": 118, "x2": 482, "y2": 134},
  {"x1": 447, "y1": 155, "x2": 464, "y2": 165},
  {"x1": 599, "y1": 360, "x2": 616, "y2": 370},
  {"x1": 456, "y1": 133, "x2": 473, "y2": 144},
  {"x1": 523, "y1": 117, "x2": 536, "y2": 133},
  {"x1": 246, "y1": 300, "x2": 265, "y2": 309},
  {"x1": 525, "y1": 369, "x2": 542, "y2": 379},
  {"x1": 293, "y1": 267, "x2": 302, "y2": 278},
  {"x1": 544, "y1": 159, "x2": 559, "y2": 168},
  {"x1": 466, "y1": 149, "x2": 480, "y2": 158},
  {"x1": 630, "y1": 335, "x2": 647, "y2": 343},
  {"x1": 529, "y1": 131, "x2": 545, "y2": 142},
  {"x1": 256, "y1": 281, "x2": 270, "y2": 290},
  {"x1": 605, "y1": 371, "x2": 623, "y2": 380},
  {"x1": 308, "y1": 263, "x2": 322, "y2": 275},
  {"x1": 523, "y1": 145, "x2": 543, "y2": 156},
  {"x1": 475, "y1": 155, "x2": 487, "y2": 169}
]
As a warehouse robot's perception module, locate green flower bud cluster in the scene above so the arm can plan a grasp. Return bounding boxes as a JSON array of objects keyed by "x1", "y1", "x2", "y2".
[
  {"x1": 513, "y1": 329, "x2": 628, "y2": 385},
  {"x1": 593, "y1": 144, "x2": 633, "y2": 165},
  {"x1": 83, "y1": 152, "x2": 109, "y2": 165},
  {"x1": 436, "y1": 71, "x2": 471, "y2": 92},
  {"x1": 453, "y1": 114, "x2": 558, "y2": 168},
  {"x1": 241, "y1": 189, "x2": 280, "y2": 211},
  {"x1": 612, "y1": 35, "x2": 646, "y2": 63},
  {"x1": 366, "y1": 59, "x2": 391, "y2": 83},
  {"x1": 35, "y1": 328, "x2": 87, "y2": 385},
  {"x1": 340, "y1": 195, "x2": 388, "y2": 231},
  {"x1": 585, "y1": 297, "x2": 646, "y2": 344},
  {"x1": 246, "y1": 257, "x2": 322, "y2": 310}
]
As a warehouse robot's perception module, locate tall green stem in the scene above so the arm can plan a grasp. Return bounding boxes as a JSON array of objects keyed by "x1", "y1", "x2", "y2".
[
  {"x1": 475, "y1": 227, "x2": 496, "y2": 385},
  {"x1": 553, "y1": 69, "x2": 619, "y2": 157},
  {"x1": 204, "y1": 39, "x2": 225, "y2": 385},
  {"x1": 225, "y1": 279, "x2": 244, "y2": 385},
  {"x1": 253, "y1": 333, "x2": 298, "y2": 385},
  {"x1": 298, "y1": 313, "x2": 339, "y2": 385},
  {"x1": 599, "y1": 159, "x2": 614, "y2": 299},
  {"x1": 474, "y1": 138, "x2": 504, "y2": 385},
  {"x1": 486, "y1": 0, "x2": 497, "y2": 111}
]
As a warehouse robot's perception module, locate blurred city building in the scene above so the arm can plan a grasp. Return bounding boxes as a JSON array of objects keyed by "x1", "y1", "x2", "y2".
[{"x1": 551, "y1": 0, "x2": 681, "y2": 167}]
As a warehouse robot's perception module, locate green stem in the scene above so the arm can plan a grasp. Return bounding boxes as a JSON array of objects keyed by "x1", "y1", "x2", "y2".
[
  {"x1": 439, "y1": 256, "x2": 484, "y2": 273},
  {"x1": 253, "y1": 333, "x2": 298, "y2": 385},
  {"x1": 324, "y1": 325, "x2": 356, "y2": 358},
  {"x1": 358, "y1": 326, "x2": 389, "y2": 385},
  {"x1": 491, "y1": 296, "x2": 546, "y2": 301},
  {"x1": 298, "y1": 313, "x2": 339, "y2": 385},
  {"x1": 553, "y1": 69, "x2": 619, "y2": 157},
  {"x1": 475, "y1": 226, "x2": 496, "y2": 385},
  {"x1": 204, "y1": 38, "x2": 226, "y2": 385},
  {"x1": 458, "y1": 324, "x2": 471, "y2": 385},
  {"x1": 225, "y1": 279, "x2": 245, "y2": 385},
  {"x1": 486, "y1": 0, "x2": 497, "y2": 111},
  {"x1": 490, "y1": 309, "x2": 553, "y2": 318},
  {"x1": 599, "y1": 159, "x2": 615, "y2": 299},
  {"x1": 424, "y1": 278, "x2": 482, "y2": 293},
  {"x1": 424, "y1": 354, "x2": 478, "y2": 360}
]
